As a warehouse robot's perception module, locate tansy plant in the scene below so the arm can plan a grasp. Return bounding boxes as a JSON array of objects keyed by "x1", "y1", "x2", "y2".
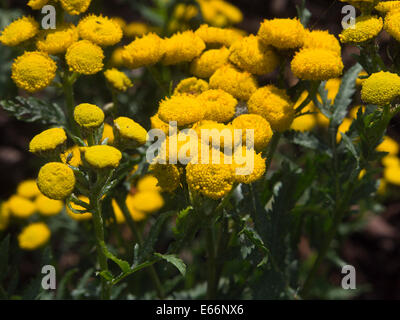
[{"x1": 0, "y1": 0, "x2": 400, "y2": 300}]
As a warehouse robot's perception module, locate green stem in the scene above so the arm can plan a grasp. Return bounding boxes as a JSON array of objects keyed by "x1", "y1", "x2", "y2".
[{"x1": 62, "y1": 72, "x2": 79, "y2": 136}]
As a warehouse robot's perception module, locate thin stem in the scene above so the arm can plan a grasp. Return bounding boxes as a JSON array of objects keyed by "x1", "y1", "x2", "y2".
[
  {"x1": 62, "y1": 72, "x2": 79, "y2": 136},
  {"x1": 206, "y1": 224, "x2": 217, "y2": 299}
]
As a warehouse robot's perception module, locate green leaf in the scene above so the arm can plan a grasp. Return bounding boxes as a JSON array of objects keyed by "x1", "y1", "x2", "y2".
[
  {"x1": 154, "y1": 253, "x2": 186, "y2": 276},
  {"x1": 56, "y1": 268, "x2": 78, "y2": 300},
  {"x1": 172, "y1": 206, "x2": 193, "y2": 235},
  {"x1": 100, "y1": 241, "x2": 130, "y2": 273},
  {"x1": 296, "y1": 0, "x2": 311, "y2": 27},
  {"x1": 285, "y1": 131, "x2": 332, "y2": 156},
  {"x1": 0, "y1": 96, "x2": 66, "y2": 126}
]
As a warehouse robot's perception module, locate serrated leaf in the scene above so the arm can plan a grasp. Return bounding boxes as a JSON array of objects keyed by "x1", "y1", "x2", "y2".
[
  {"x1": 285, "y1": 131, "x2": 332, "y2": 156},
  {"x1": 154, "y1": 253, "x2": 186, "y2": 276}
]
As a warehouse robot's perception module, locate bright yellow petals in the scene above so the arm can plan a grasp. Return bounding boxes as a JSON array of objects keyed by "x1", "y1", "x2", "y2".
[
  {"x1": 258, "y1": 18, "x2": 306, "y2": 49},
  {"x1": 361, "y1": 71, "x2": 400, "y2": 105},
  {"x1": 158, "y1": 94, "x2": 205, "y2": 127},
  {"x1": 17, "y1": 180, "x2": 40, "y2": 199},
  {"x1": 112, "y1": 197, "x2": 146, "y2": 223},
  {"x1": 195, "y1": 24, "x2": 243, "y2": 47},
  {"x1": 102, "y1": 123, "x2": 115, "y2": 144},
  {"x1": 18, "y1": 223, "x2": 50, "y2": 250},
  {"x1": 190, "y1": 47, "x2": 230, "y2": 78},
  {"x1": 104, "y1": 68, "x2": 132, "y2": 92},
  {"x1": 291, "y1": 48, "x2": 344, "y2": 81},
  {"x1": 130, "y1": 191, "x2": 164, "y2": 213},
  {"x1": 38, "y1": 162, "x2": 76, "y2": 200},
  {"x1": 74, "y1": 103, "x2": 104, "y2": 129},
  {"x1": 198, "y1": 0, "x2": 243, "y2": 27},
  {"x1": 248, "y1": 85, "x2": 294, "y2": 132},
  {"x1": 0, "y1": 202, "x2": 10, "y2": 231},
  {"x1": 125, "y1": 22, "x2": 151, "y2": 38},
  {"x1": 60, "y1": 0, "x2": 92, "y2": 15},
  {"x1": 66, "y1": 195, "x2": 92, "y2": 221},
  {"x1": 136, "y1": 175, "x2": 161, "y2": 193},
  {"x1": 60, "y1": 146, "x2": 82, "y2": 167},
  {"x1": 384, "y1": 165, "x2": 400, "y2": 186},
  {"x1": 29, "y1": 128, "x2": 67, "y2": 155},
  {"x1": 0, "y1": 16, "x2": 39, "y2": 47},
  {"x1": 339, "y1": 16, "x2": 383, "y2": 43},
  {"x1": 28, "y1": 0, "x2": 49, "y2": 10},
  {"x1": 150, "y1": 114, "x2": 170, "y2": 136},
  {"x1": 375, "y1": 1, "x2": 400, "y2": 13},
  {"x1": 336, "y1": 118, "x2": 352, "y2": 142},
  {"x1": 36, "y1": 24, "x2": 79, "y2": 54},
  {"x1": 229, "y1": 35, "x2": 279, "y2": 75},
  {"x1": 84, "y1": 145, "x2": 122, "y2": 169},
  {"x1": 8, "y1": 195, "x2": 36, "y2": 219},
  {"x1": 291, "y1": 113, "x2": 317, "y2": 132},
  {"x1": 78, "y1": 15, "x2": 123, "y2": 46},
  {"x1": 114, "y1": 116, "x2": 148, "y2": 147},
  {"x1": 162, "y1": 31, "x2": 206, "y2": 65},
  {"x1": 12, "y1": 51, "x2": 56, "y2": 93},
  {"x1": 384, "y1": 9, "x2": 400, "y2": 41},
  {"x1": 356, "y1": 70, "x2": 369, "y2": 87},
  {"x1": 66, "y1": 40, "x2": 104, "y2": 75},
  {"x1": 35, "y1": 195, "x2": 63, "y2": 216},
  {"x1": 149, "y1": 163, "x2": 181, "y2": 192},
  {"x1": 122, "y1": 33, "x2": 164, "y2": 69},
  {"x1": 377, "y1": 136, "x2": 399, "y2": 156},
  {"x1": 303, "y1": 30, "x2": 341, "y2": 55},
  {"x1": 232, "y1": 114, "x2": 273, "y2": 151},
  {"x1": 110, "y1": 47, "x2": 125, "y2": 67},
  {"x1": 193, "y1": 120, "x2": 235, "y2": 150},
  {"x1": 209, "y1": 64, "x2": 258, "y2": 101},
  {"x1": 198, "y1": 89, "x2": 237, "y2": 122},
  {"x1": 174, "y1": 77, "x2": 209, "y2": 96},
  {"x1": 233, "y1": 147, "x2": 266, "y2": 184}
]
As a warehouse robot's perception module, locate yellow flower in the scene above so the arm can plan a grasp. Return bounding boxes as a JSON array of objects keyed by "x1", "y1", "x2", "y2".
[
  {"x1": 84, "y1": 145, "x2": 122, "y2": 169},
  {"x1": 8, "y1": 195, "x2": 36, "y2": 219},
  {"x1": 198, "y1": 89, "x2": 237, "y2": 123},
  {"x1": 174, "y1": 77, "x2": 209, "y2": 96},
  {"x1": 36, "y1": 24, "x2": 79, "y2": 55},
  {"x1": 17, "y1": 179, "x2": 40, "y2": 199},
  {"x1": 122, "y1": 33, "x2": 164, "y2": 69},
  {"x1": 12, "y1": 51, "x2": 57, "y2": 93},
  {"x1": 35, "y1": 194, "x2": 63, "y2": 216},
  {"x1": 29, "y1": 128, "x2": 67, "y2": 155},
  {"x1": 377, "y1": 136, "x2": 399, "y2": 156},
  {"x1": 209, "y1": 64, "x2": 258, "y2": 101},
  {"x1": 233, "y1": 146, "x2": 266, "y2": 184},
  {"x1": 291, "y1": 48, "x2": 344, "y2": 81},
  {"x1": 149, "y1": 163, "x2": 181, "y2": 192},
  {"x1": 382, "y1": 155, "x2": 399, "y2": 167},
  {"x1": 291, "y1": 91, "x2": 318, "y2": 132},
  {"x1": 229, "y1": 35, "x2": 280, "y2": 75},
  {"x1": 37, "y1": 162, "x2": 76, "y2": 200},
  {"x1": 28, "y1": 0, "x2": 49, "y2": 10},
  {"x1": 112, "y1": 197, "x2": 146, "y2": 223},
  {"x1": 130, "y1": 191, "x2": 164, "y2": 213},
  {"x1": 74, "y1": 103, "x2": 104, "y2": 129},
  {"x1": 384, "y1": 164, "x2": 400, "y2": 186},
  {"x1": 114, "y1": 116, "x2": 148, "y2": 147},
  {"x1": 375, "y1": 1, "x2": 400, "y2": 13},
  {"x1": 198, "y1": 0, "x2": 243, "y2": 27},
  {"x1": 339, "y1": 15, "x2": 383, "y2": 43},
  {"x1": 193, "y1": 120, "x2": 235, "y2": 150},
  {"x1": 232, "y1": 114, "x2": 273, "y2": 151},
  {"x1": 104, "y1": 68, "x2": 133, "y2": 92},
  {"x1": 125, "y1": 22, "x2": 151, "y2": 38},
  {"x1": 173, "y1": 3, "x2": 199, "y2": 21},
  {"x1": 0, "y1": 202, "x2": 10, "y2": 231},
  {"x1": 258, "y1": 18, "x2": 306, "y2": 49},
  {"x1": 348, "y1": 105, "x2": 365, "y2": 120},
  {"x1": 110, "y1": 47, "x2": 125, "y2": 67},
  {"x1": 384, "y1": 8, "x2": 400, "y2": 41},
  {"x1": 162, "y1": 31, "x2": 206, "y2": 65},
  {"x1": 18, "y1": 223, "x2": 51, "y2": 250},
  {"x1": 336, "y1": 118, "x2": 352, "y2": 142},
  {"x1": 66, "y1": 40, "x2": 104, "y2": 75},
  {"x1": 60, "y1": 146, "x2": 82, "y2": 167},
  {"x1": 361, "y1": 71, "x2": 400, "y2": 105},
  {"x1": 60, "y1": 0, "x2": 92, "y2": 15},
  {"x1": 248, "y1": 85, "x2": 294, "y2": 132},
  {"x1": 78, "y1": 15, "x2": 123, "y2": 46},
  {"x1": 66, "y1": 195, "x2": 92, "y2": 221},
  {"x1": 136, "y1": 175, "x2": 161, "y2": 193},
  {"x1": 150, "y1": 113, "x2": 170, "y2": 136},
  {"x1": 0, "y1": 16, "x2": 39, "y2": 47},
  {"x1": 356, "y1": 70, "x2": 368, "y2": 86},
  {"x1": 303, "y1": 30, "x2": 341, "y2": 55},
  {"x1": 102, "y1": 123, "x2": 115, "y2": 144},
  {"x1": 194, "y1": 24, "x2": 243, "y2": 47},
  {"x1": 158, "y1": 94, "x2": 205, "y2": 127},
  {"x1": 111, "y1": 17, "x2": 127, "y2": 31},
  {"x1": 190, "y1": 47, "x2": 230, "y2": 78}
]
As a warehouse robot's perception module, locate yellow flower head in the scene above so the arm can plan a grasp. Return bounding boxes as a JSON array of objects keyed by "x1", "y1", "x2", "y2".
[
  {"x1": 0, "y1": 16, "x2": 39, "y2": 47},
  {"x1": 38, "y1": 162, "x2": 76, "y2": 200},
  {"x1": 195, "y1": 24, "x2": 243, "y2": 47},
  {"x1": 18, "y1": 222, "x2": 50, "y2": 250},
  {"x1": 198, "y1": 89, "x2": 237, "y2": 123},
  {"x1": 162, "y1": 31, "x2": 206, "y2": 65},
  {"x1": 29, "y1": 128, "x2": 67, "y2": 155},
  {"x1": 291, "y1": 48, "x2": 344, "y2": 81},
  {"x1": 12, "y1": 51, "x2": 56, "y2": 93},
  {"x1": 66, "y1": 40, "x2": 104, "y2": 75},
  {"x1": 229, "y1": 35, "x2": 280, "y2": 75},
  {"x1": 375, "y1": 1, "x2": 400, "y2": 13},
  {"x1": 248, "y1": 85, "x2": 294, "y2": 132},
  {"x1": 36, "y1": 24, "x2": 79, "y2": 55},
  {"x1": 291, "y1": 91, "x2": 318, "y2": 132},
  {"x1": 158, "y1": 94, "x2": 205, "y2": 127},
  {"x1": 303, "y1": 30, "x2": 341, "y2": 55},
  {"x1": 384, "y1": 164, "x2": 400, "y2": 186},
  {"x1": 17, "y1": 179, "x2": 40, "y2": 199},
  {"x1": 60, "y1": 145, "x2": 82, "y2": 167},
  {"x1": 8, "y1": 195, "x2": 36, "y2": 219},
  {"x1": 174, "y1": 77, "x2": 209, "y2": 96},
  {"x1": 125, "y1": 22, "x2": 151, "y2": 38},
  {"x1": 258, "y1": 18, "x2": 306, "y2": 49},
  {"x1": 198, "y1": 0, "x2": 243, "y2": 27},
  {"x1": 356, "y1": 70, "x2": 369, "y2": 86},
  {"x1": 232, "y1": 114, "x2": 273, "y2": 151},
  {"x1": 339, "y1": 15, "x2": 383, "y2": 43},
  {"x1": 122, "y1": 33, "x2": 164, "y2": 69},
  {"x1": 28, "y1": 0, "x2": 49, "y2": 10},
  {"x1": 110, "y1": 47, "x2": 125, "y2": 67},
  {"x1": 377, "y1": 136, "x2": 399, "y2": 156},
  {"x1": 35, "y1": 194, "x2": 63, "y2": 216},
  {"x1": 112, "y1": 197, "x2": 146, "y2": 223},
  {"x1": 149, "y1": 163, "x2": 181, "y2": 192},
  {"x1": 102, "y1": 123, "x2": 115, "y2": 144},
  {"x1": 209, "y1": 64, "x2": 258, "y2": 101},
  {"x1": 384, "y1": 8, "x2": 400, "y2": 41},
  {"x1": 233, "y1": 146, "x2": 266, "y2": 184},
  {"x1": 114, "y1": 116, "x2": 148, "y2": 147},
  {"x1": 0, "y1": 202, "x2": 10, "y2": 231},
  {"x1": 78, "y1": 15, "x2": 123, "y2": 46},
  {"x1": 130, "y1": 191, "x2": 164, "y2": 213},
  {"x1": 173, "y1": 3, "x2": 199, "y2": 21},
  {"x1": 150, "y1": 113, "x2": 170, "y2": 136},
  {"x1": 74, "y1": 103, "x2": 104, "y2": 129},
  {"x1": 110, "y1": 17, "x2": 127, "y2": 31},
  {"x1": 104, "y1": 68, "x2": 133, "y2": 92},
  {"x1": 60, "y1": 0, "x2": 92, "y2": 15},
  {"x1": 190, "y1": 47, "x2": 230, "y2": 79},
  {"x1": 84, "y1": 145, "x2": 122, "y2": 169},
  {"x1": 193, "y1": 120, "x2": 236, "y2": 150},
  {"x1": 66, "y1": 195, "x2": 92, "y2": 221},
  {"x1": 361, "y1": 71, "x2": 400, "y2": 105},
  {"x1": 136, "y1": 175, "x2": 161, "y2": 193}
]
